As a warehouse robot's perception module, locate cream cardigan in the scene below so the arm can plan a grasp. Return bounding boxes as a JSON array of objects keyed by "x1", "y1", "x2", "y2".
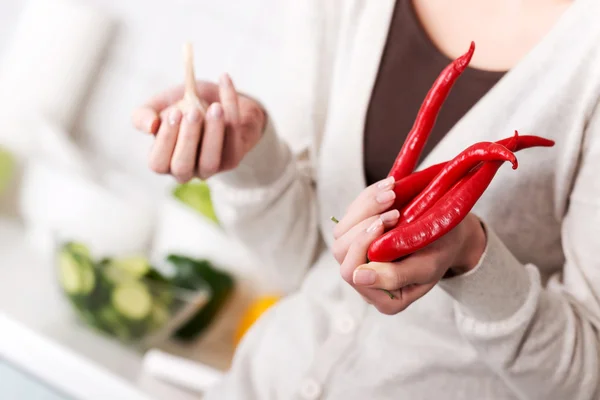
[{"x1": 205, "y1": 0, "x2": 600, "y2": 398}]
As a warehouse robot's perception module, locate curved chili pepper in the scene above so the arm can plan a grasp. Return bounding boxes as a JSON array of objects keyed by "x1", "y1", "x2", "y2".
[
  {"x1": 391, "y1": 134, "x2": 554, "y2": 211},
  {"x1": 388, "y1": 42, "x2": 475, "y2": 181},
  {"x1": 392, "y1": 164, "x2": 445, "y2": 210},
  {"x1": 400, "y1": 142, "x2": 517, "y2": 224},
  {"x1": 368, "y1": 136, "x2": 523, "y2": 263}
]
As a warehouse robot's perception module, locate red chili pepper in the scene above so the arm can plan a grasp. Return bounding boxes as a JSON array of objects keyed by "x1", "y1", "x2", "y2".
[
  {"x1": 400, "y1": 141, "x2": 517, "y2": 224},
  {"x1": 388, "y1": 42, "x2": 475, "y2": 181},
  {"x1": 367, "y1": 136, "x2": 525, "y2": 263},
  {"x1": 392, "y1": 164, "x2": 445, "y2": 211},
  {"x1": 391, "y1": 134, "x2": 554, "y2": 211}
]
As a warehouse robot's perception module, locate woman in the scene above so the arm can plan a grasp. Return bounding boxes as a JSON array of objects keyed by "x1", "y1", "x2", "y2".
[{"x1": 132, "y1": 0, "x2": 600, "y2": 398}]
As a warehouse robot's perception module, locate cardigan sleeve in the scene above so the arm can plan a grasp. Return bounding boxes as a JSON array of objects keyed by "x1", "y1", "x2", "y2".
[
  {"x1": 437, "y1": 100, "x2": 600, "y2": 400},
  {"x1": 206, "y1": 1, "x2": 345, "y2": 293}
]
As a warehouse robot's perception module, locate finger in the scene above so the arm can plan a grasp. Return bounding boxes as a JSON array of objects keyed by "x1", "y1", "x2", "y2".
[
  {"x1": 339, "y1": 217, "x2": 385, "y2": 284},
  {"x1": 198, "y1": 103, "x2": 225, "y2": 179},
  {"x1": 148, "y1": 107, "x2": 182, "y2": 174},
  {"x1": 171, "y1": 107, "x2": 204, "y2": 183},
  {"x1": 333, "y1": 176, "x2": 396, "y2": 239},
  {"x1": 374, "y1": 282, "x2": 436, "y2": 316},
  {"x1": 332, "y1": 210, "x2": 400, "y2": 264},
  {"x1": 132, "y1": 107, "x2": 160, "y2": 134},
  {"x1": 352, "y1": 255, "x2": 445, "y2": 291},
  {"x1": 219, "y1": 74, "x2": 246, "y2": 170},
  {"x1": 219, "y1": 74, "x2": 240, "y2": 125}
]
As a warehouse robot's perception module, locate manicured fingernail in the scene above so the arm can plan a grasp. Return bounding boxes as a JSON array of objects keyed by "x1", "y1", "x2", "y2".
[
  {"x1": 376, "y1": 190, "x2": 396, "y2": 204},
  {"x1": 367, "y1": 218, "x2": 383, "y2": 233},
  {"x1": 381, "y1": 209, "x2": 400, "y2": 223},
  {"x1": 377, "y1": 176, "x2": 395, "y2": 189},
  {"x1": 208, "y1": 103, "x2": 223, "y2": 119},
  {"x1": 168, "y1": 108, "x2": 182, "y2": 125},
  {"x1": 187, "y1": 108, "x2": 201, "y2": 123},
  {"x1": 353, "y1": 268, "x2": 376, "y2": 286}
]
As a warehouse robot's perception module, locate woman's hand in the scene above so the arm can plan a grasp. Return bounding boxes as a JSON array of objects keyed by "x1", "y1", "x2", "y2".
[
  {"x1": 132, "y1": 74, "x2": 266, "y2": 183},
  {"x1": 332, "y1": 177, "x2": 487, "y2": 315}
]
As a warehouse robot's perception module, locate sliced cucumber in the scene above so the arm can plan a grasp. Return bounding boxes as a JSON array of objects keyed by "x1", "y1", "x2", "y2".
[
  {"x1": 66, "y1": 242, "x2": 91, "y2": 258},
  {"x1": 57, "y1": 244, "x2": 96, "y2": 296},
  {"x1": 78, "y1": 255, "x2": 96, "y2": 294},
  {"x1": 58, "y1": 252, "x2": 82, "y2": 295},
  {"x1": 111, "y1": 281, "x2": 152, "y2": 321},
  {"x1": 109, "y1": 256, "x2": 150, "y2": 278}
]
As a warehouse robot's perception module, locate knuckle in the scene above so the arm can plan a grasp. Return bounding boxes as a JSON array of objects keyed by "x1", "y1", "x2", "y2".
[
  {"x1": 149, "y1": 159, "x2": 169, "y2": 175},
  {"x1": 332, "y1": 224, "x2": 344, "y2": 240},
  {"x1": 331, "y1": 241, "x2": 345, "y2": 264},
  {"x1": 200, "y1": 160, "x2": 220, "y2": 177},
  {"x1": 170, "y1": 162, "x2": 194, "y2": 182},
  {"x1": 339, "y1": 264, "x2": 354, "y2": 285},
  {"x1": 394, "y1": 269, "x2": 408, "y2": 289}
]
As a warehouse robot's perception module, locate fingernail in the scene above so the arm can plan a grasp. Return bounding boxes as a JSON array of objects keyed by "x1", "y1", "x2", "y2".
[
  {"x1": 187, "y1": 108, "x2": 201, "y2": 123},
  {"x1": 381, "y1": 209, "x2": 400, "y2": 223},
  {"x1": 208, "y1": 103, "x2": 223, "y2": 119},
  {"x1": 376, "y1": 190, "x2": 396, "y2": 204},
  {"x1": 353, "y1": 268, "x2": 377, "y2": 286},
  {"x1": 377, "y1": 176, "x2": 395, "y2": 189},
  {"x1": 168, "y1": 108, "x2": 182, "y2": 125},
  {"x1": 367, "y1": 218, "x2": 383, "y2": 233}
]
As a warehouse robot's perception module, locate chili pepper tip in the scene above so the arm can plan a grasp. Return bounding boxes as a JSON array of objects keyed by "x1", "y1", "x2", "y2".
[{"x1": 455, "y1": 41, "x2": 476, "y2": 72}]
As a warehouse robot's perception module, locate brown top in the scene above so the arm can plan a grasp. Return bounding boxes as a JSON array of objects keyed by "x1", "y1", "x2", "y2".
[{"x1": 363, "y1": 0, "x2": 506, "y2": 185}]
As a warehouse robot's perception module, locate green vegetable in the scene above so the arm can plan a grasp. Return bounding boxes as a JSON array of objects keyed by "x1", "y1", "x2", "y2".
[
  {"x1": 166, "y1": 254, "x2": 235, "y2": 341},
  {"x1": 57, "y1": 245, "x2": 95, "y2": 296},
  {"x1": 56, "y1": 243, "x2": 180, "y2": 342},
  {"x1": 0, "y1": 147, "x2": 15, "y2": 195},
  {"x1": 108, "y1": 256, "x2": 150, "y2": 278},
  {"x1": 173, "y1": 180, "x2": 219, "y2": 224},
  {"x1": 111, "y1": 281, "x2": 153, "y2": 321}
]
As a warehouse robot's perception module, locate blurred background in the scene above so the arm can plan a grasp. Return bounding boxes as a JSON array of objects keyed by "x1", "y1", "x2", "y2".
[{"x1": 0, "y1": 0, "x2": 290, "y2": 398}]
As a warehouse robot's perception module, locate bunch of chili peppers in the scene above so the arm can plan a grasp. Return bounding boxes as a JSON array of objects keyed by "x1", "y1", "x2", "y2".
[{"x1": 333, "y1": 42, "x2": 554, "y2": 293}]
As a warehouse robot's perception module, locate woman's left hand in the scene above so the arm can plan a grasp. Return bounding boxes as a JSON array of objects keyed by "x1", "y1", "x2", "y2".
[{"x1": 333, "y1": 182, "x2": 488, "y2": 315}]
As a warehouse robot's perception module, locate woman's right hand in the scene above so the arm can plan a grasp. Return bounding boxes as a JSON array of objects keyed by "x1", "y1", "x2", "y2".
[{"x1": 131, "y1": 74, "x2": 267, "y2": 183}]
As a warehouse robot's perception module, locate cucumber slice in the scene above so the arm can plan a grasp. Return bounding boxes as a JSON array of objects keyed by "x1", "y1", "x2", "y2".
[
  {"x1": 111, "y1": 282, "x2": 152, "y2": 321},
  {"x1": 78, "y1": 256, "x2": 96, "y2": 294},
  {"x1": 58, "y1": 252, "x2": 82, "y2": 295},
  {"x1": 109, "y1": 256, "x2": 150, "y2": 278},
  {"x1": 57, "y1": 243, "x2": 95, "y2": 296},
  {"x1": 66, "y1": 242, "x2": 91, "y2": 258}
]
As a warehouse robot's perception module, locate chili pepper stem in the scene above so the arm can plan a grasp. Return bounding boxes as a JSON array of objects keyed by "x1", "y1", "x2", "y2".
[{"x1": 330, "y1": 216, "x2": 340, "y2": 224}]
